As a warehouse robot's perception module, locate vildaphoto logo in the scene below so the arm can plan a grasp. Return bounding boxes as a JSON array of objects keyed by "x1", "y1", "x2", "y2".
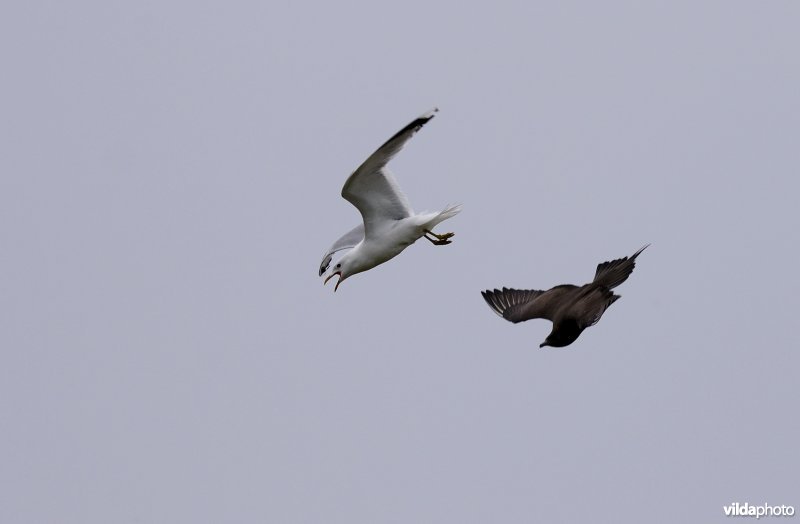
[{"x1": 723, "y1": 502, "x2": 795, "y2": 519}]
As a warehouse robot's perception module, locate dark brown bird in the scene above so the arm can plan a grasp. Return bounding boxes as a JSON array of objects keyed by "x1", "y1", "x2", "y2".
[{"x1": 481, "y1": 245, "x2": 649, "y2": 348}]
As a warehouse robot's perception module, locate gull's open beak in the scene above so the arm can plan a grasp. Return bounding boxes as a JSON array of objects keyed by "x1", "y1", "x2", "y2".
[{"x1": 324, "y1": 271, "x2": 343, "y2": 292}]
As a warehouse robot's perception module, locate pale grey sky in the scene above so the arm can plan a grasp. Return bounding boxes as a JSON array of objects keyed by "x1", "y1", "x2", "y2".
[{"x1": 1, "y1": 1, "x2": 798, "y2": 523}]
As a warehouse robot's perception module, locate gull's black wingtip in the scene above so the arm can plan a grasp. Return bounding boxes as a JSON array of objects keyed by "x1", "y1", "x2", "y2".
[
  {"x1": 319, "y1": 256, "x2": 332, "y2": 276},
  {"x1": 382, "y1": 108, "x2": 440, "y2": 146},
  {"x1": 414, "y1": 107, "x2": 439, "y2": 126}
]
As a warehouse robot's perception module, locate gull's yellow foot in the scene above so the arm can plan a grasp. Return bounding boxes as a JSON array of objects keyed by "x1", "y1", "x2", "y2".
[{"x1": 423, "y1": 229, "x2": 455, "y2": 245}]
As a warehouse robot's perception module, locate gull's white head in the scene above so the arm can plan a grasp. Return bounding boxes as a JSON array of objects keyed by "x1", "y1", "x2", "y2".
[{"x1": 323, "y1": 255, "x2": 354, "y2": 292}]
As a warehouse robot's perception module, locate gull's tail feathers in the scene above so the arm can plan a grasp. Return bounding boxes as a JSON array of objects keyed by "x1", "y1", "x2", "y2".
[{"x1": 424, "y1": 203, "x2": 462, "y2": 229}]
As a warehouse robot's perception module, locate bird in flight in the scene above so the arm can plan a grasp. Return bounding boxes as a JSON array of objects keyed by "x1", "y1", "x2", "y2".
[
  {"x1": 319, "y1": 108, "x2": 461, "y2": 292},
  {"x1": 481, "y1": 245, "x2": 649, "y2": 348}
]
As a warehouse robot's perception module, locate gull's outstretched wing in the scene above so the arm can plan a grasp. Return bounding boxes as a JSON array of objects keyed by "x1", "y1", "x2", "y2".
[
  {"x1": 341, "y1": 108, "x2": 438, "y2": 238},
  {"x1": 318, "y1": 223, "x2": 364, "y2": 276}
]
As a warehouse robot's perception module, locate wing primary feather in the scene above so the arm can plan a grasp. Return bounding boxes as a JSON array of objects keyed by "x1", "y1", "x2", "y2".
[{"x1": 481, "y1": 287, "x2": 546, "y2": 323}]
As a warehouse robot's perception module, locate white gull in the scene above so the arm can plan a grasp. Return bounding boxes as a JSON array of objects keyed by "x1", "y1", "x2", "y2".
[{"x1": 319, "y1": 108, "x2": 461, "y2": 291}]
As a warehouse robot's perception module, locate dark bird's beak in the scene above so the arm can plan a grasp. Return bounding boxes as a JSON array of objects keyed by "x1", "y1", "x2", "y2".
[
  {"x1": 539, "y1": 342, "x2": 547, "y2": 348},
  {"x1": 324, "y1": 271, "x2": 343, "y2": 292}
]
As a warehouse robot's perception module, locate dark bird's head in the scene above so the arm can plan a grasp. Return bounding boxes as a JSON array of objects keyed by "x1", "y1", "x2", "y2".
[
  {"x1": 539, "y1": 320, "x2": 583, "y2": 348},
  {"x1": 539, "y1": 332, "x2": 579, "y2": 348}
]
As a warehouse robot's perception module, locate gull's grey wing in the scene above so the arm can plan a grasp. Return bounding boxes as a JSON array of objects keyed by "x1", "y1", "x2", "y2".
[
  {"x1": 318, "y1": 223, "x2": 364, "y2": 276},
  {"x1": 341, "y1": 108, "x2": 438, "y2": 238},
  {"x1": 481, "y1": 285, "x2": 579, "y2": 324},
  {"x1": 593, "y1": 244, "x2": 649, "y2": 290}
]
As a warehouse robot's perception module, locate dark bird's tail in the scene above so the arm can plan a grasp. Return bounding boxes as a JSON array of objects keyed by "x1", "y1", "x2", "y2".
[{"x1": 592, "y1": 244, "x2": 649, "y2": 290}]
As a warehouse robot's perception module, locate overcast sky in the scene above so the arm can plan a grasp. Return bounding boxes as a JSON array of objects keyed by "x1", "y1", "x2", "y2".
[{"x1": 2, "y1": 1, "x2": 798, "y2": 523}]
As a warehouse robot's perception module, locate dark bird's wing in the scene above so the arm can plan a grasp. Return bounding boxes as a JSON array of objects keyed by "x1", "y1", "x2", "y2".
[
  {"x1": 569, "y1": 286, "x2": 621, "y2": 328},
  {"x1": 318, "y1": 223, "x2": 364, "y2": 276},
  {"x1": 592, "y1": 244, "x2": 649, "y2": 290},
  {"x1": 341, "y1": 109, "x2": 437, "y2": 239},
  {"x1": 481, "y1": 285, "x2": 578, "y2": 323}
]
